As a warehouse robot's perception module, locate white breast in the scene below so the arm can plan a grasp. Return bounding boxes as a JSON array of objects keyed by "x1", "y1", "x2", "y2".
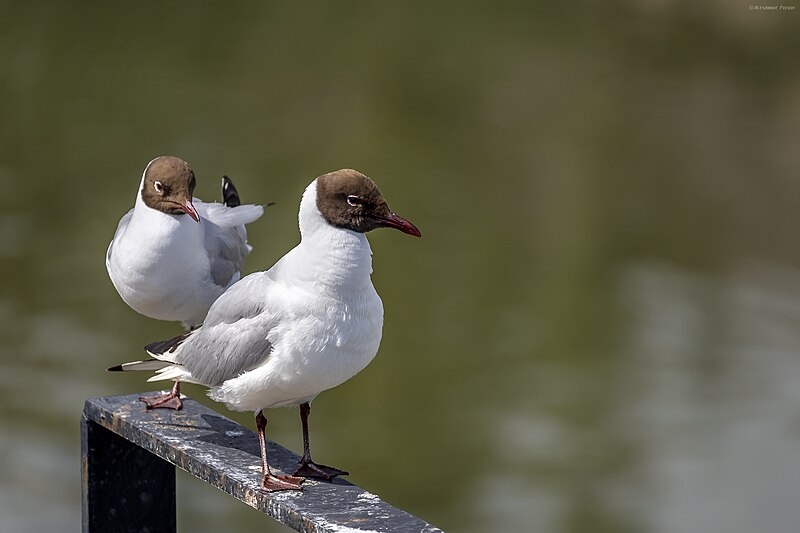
[
  {"x1": 107, "y1": 200, "x2": 222, "y2": 327},
  {"x1": 211, "y1": 284, "x2": 384, "y2": 411}
]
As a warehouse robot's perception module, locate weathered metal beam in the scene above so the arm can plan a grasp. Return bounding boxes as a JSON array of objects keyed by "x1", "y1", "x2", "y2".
[{"x1": 82, "y1": 393, "x2": 443, "y2": 533}]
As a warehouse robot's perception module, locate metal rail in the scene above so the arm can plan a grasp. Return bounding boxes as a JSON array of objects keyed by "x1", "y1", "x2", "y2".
[{"x1": 81, "y1": 393, "x2": 442, "y2": 533}]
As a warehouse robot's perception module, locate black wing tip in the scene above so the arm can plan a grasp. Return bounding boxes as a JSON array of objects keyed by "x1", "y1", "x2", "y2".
[
  {"x1": 221, "y1": 175, "x2": 241, "y2": 207},
  {"x1": 144, "y1": 340, "x2": 160, "y2": 354},
  {"x1": 107, "y1": 364, "x2": 124, "y2": 372},
  {"x1": 145, "y1": 331, "x2": 191, "y2": 355}
]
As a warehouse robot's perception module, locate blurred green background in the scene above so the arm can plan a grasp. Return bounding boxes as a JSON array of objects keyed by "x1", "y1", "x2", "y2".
[{"x1": 1, "y1": 1, "x2": 799, "y2": 532}]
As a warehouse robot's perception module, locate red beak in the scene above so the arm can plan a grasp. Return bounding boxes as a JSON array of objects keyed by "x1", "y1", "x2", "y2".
[
  {"x1": 180, "y1": 200, "x2": 200, "y2": 223},
  {"x1": 375, "y1": 212, "x2": 421, "y2": 237}
]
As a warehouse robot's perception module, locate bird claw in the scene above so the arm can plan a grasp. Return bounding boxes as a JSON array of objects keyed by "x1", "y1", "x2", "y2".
[
  {"x1": 139, "y1": 391, "x2": 183, "y2": 410},
  {"x1": 262, "y1": 474, "x2": 305, "y2": 492},
  {"x1": 294, "y1": 461, "x2": 349, "y2": 480}
]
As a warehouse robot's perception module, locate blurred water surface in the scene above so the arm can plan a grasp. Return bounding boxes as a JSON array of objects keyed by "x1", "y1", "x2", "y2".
[{"x1": 1, "y1": 2, "x2": 800, "y2": 532}]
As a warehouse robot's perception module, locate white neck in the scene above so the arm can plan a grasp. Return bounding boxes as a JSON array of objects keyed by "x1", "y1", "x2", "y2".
[{"x1": 290, "y1": 180, "x2": 374, "y2": 289}]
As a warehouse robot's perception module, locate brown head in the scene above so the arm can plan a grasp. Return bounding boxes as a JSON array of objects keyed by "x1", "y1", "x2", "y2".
[
  {"x1": 315, "y1": 169, "x2": 421, "y2": 237},
  {"x1": 140, "y1": 156, "x2": 200, "y2": 222}
]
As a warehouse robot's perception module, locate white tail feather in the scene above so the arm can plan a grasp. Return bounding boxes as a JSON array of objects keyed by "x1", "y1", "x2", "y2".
[
  {"x1": 147, "y1": 364, "x2": 199, "y2": 384},
  {"x1": 113, "y1": 360, "x2": 171, "y2": 372},
  {"x1": 199, "y1": 203, "x2": 264, "y2": 227},
  {"x1": 146, "y1": 349, "x2": 180, "y2": 363}
]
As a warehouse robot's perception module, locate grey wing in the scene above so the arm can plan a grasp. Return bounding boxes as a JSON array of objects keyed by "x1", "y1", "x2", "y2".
[
  {"x1": 203, "y1": 220, "x2": 250, "y2": 288},
  {"x1": 106, "y1": 208, "x2": 133, "y2": 268},
  {"x1": 169, "y1": 273, "x2": 276, "y2": 387},
  {"x1": 198, "y1": 201, "x2": 263, "y2": 288}
]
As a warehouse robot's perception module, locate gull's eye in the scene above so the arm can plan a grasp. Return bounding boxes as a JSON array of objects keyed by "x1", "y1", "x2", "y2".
[
  {"x1": 154, "y1": 180, "x2": 164, "y2": 194},
  {"x1": 346, "y1": 195, "x2": 362, "y2": 207}
]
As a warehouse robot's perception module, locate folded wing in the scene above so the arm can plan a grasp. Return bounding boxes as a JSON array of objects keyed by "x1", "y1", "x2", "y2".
[
  {"x1": 197, "y1": 201, "x2": 264, "y2": 289},
  {"x1": 147, "y1": 272, "x2": 277, "y2": 387}
]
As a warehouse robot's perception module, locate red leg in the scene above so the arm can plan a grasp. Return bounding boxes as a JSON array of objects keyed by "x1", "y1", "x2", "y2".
[
  {"x1": 256, "y1": 410, "x2": 304, "y2": 492},
  {"x1": 293, "y1": 402, "x2": 349, "y2": 480}
]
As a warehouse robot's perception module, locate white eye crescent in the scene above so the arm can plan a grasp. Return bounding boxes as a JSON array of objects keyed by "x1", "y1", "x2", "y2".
[
  {"x1": 154, "y1": 181, "x2": 164, "y2": 194},
  {"x1": 347, "y1": 195, "x2": 361, "y2": 207}
]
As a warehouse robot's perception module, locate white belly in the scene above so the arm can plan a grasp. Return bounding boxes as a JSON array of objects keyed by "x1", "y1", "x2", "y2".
[
  {"x1": 109, "y1": 252, "x2": 221, "y2": 325},
  {"x1": 210, "y1": 290, "x2": 384, "y2": 411},
  {"x1": 107, "y1": 211, "x2": 220, "y2": 326}
]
